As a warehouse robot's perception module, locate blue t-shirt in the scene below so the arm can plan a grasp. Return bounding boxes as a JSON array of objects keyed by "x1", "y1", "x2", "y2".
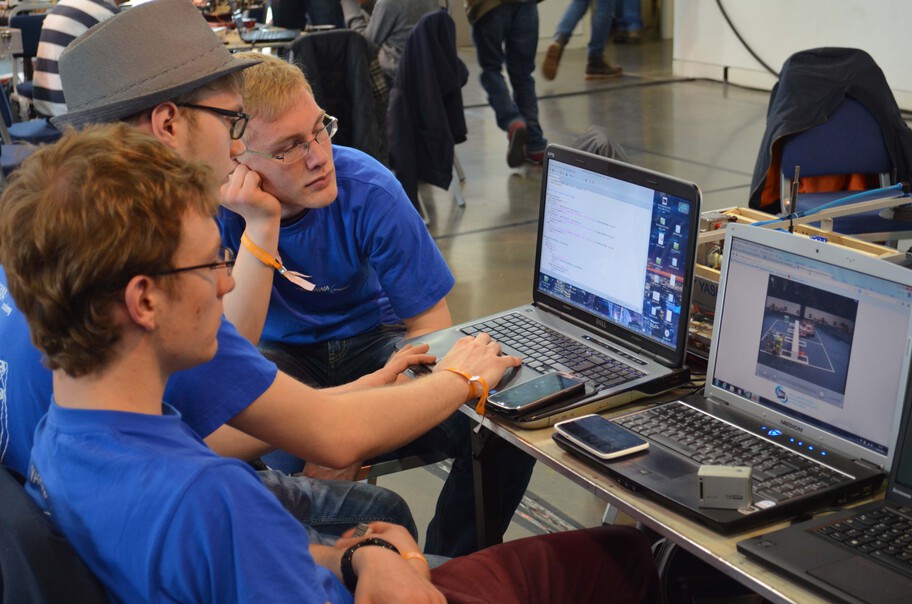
[
  {"x1": 27, "y1": 401, "x2": 352, "y2": 603},
  {"x1": 0, "y1": 265, "x2": 278, "y2": 477},
  {"x1": 220, "y1": 145, "x2": 455, "y2": 346}
]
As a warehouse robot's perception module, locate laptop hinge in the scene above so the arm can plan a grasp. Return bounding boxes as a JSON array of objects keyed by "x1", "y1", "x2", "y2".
[
  {"x1": 854, "y1": 458, "x2": 883, "y2": 472},
  {"x1": 536, "y1": 302, "x2": 660, "y2": 362}
]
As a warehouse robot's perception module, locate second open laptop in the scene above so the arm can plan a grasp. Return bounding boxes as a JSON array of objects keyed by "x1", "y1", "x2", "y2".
[
  {"x1": 555, "y1": 223, "x2": 912, "y2": 534},
  {"x1": 400, "y1": 144, "x2": 702, "y2": 428},
  {"x1": 230, "y1": 3, "x2": 300, "y2": 44}
]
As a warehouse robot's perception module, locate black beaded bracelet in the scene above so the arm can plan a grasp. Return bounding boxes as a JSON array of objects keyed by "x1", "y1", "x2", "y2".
[{"x1": 340, "y1": 537, "x2": 400, "y2": 592}]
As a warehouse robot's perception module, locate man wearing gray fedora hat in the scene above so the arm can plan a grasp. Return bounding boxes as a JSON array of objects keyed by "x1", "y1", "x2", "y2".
[
  {"x1": 1, "y1": 0, "x2": 526, "y2": 554},
  {"x1": 0, "y1": 0, "x2": 540, "y2": 553}
]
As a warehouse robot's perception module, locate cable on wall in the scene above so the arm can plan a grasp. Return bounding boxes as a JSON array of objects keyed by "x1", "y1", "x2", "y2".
[{"x1": 714, "y1": 0, "x2": 779, "y2": 78}]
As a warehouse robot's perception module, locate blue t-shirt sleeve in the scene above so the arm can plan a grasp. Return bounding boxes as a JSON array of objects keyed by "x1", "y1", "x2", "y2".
[
  {"x1": 354, "y1": 165, "x2": 455, "y2": 320},
  {"x1": 157, "y1": 462, "x2": 352, "y2": 604},
  {"x1": 164, "y1": 317, "x2": 278, "y2": 438}
]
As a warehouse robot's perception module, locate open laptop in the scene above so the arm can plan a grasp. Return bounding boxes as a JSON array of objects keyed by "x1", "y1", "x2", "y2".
[
  {"x1": 738, "y1": 365, "x2": 912, "y2": 604},
  {"x1": 230, "y1": 2, "x2": 300, "y2": 44},
  {"x1": 555, "y1": 222, "x2": 912, "y2": 534},
  {"x1": 401, "y1": 144, "x2": 702, "y2": 428}
]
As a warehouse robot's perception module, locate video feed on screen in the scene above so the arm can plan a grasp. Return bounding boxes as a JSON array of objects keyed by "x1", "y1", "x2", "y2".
[{"x1": 755, "y1": 275, "x2": 857, "y2": 408}]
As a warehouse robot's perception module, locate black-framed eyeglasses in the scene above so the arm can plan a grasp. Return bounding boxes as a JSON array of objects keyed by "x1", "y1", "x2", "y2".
[
  {"x1": 175, "y1": 103, "x2": 249, "y2": 140},
  {"x1": 153, "y1": 247, "x2": 236, "y2": 277},
  {"x1": 243, "y1": 114, "x2": 338, "y2": 163}
]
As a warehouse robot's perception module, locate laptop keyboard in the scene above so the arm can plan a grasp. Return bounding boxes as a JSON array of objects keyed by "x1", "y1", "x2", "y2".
[
  {"x1": 460, "y1": 312, "x2": 645, "y2": 392},
  {"x1": 614, "y1": 402, "x2": 848, "y2": 505},
  {"x1": 244, "y1": 29, "x2": 297, "y2": 42},
  {"x1": 816, "y1": 507, "x2": 912, "y2": 577}
]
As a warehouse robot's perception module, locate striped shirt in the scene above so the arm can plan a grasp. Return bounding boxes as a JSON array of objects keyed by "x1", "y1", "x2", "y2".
[{"x1": 32, "y1": 0, "x2": 119, "y2": 117}]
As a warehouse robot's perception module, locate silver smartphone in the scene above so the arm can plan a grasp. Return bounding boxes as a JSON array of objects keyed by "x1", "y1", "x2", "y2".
[
  {"x1": 554, "y1": 414, "x2": 649, "y2": 460},
  {"x1": 487, "y1": 372, "x2": 586, "y2": 414}
]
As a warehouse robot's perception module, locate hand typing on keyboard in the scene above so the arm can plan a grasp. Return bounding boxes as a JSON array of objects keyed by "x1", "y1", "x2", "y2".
[{"x1": 433, "y1": 333, "x2": 523, "y2": 395}]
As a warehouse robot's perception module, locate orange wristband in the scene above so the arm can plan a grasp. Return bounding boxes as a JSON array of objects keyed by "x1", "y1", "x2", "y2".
[
  {"x1": 402, "y1": 551, "x2": 429, "y2": 567},
  {"x1": 442, "y1": 368, "x2": 490, "y2": 416}
]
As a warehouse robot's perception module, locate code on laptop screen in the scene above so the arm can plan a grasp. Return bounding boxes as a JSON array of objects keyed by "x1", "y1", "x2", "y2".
[{"x1": 537, "y1": 159, "x2": 693, "y2": 351}]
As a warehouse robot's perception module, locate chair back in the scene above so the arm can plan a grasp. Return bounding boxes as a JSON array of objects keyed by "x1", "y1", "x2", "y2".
[
  {"x1": 0, "y1": 466, "x2": 108, "y2": 603},
  {"x1": 387, "y1": 9, "x2": 468, "y2": 207},
  {"x1": 290, "y1": 29, "x2": 385, "y2": 162},
  {"x1": 9, "y1": 13, "x2": 46, "y2": 81},
  {"x1": 780, "y1": 97, "x2": 891, "y2": 179}
]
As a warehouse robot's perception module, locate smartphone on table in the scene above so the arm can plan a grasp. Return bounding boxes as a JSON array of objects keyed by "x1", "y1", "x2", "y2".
[
  {"x1": 554, "y1": 414, "x2": 649, "y2": 460},
  {"x1": 486, "y1": 372, "x2": 586, "y2": 414}
]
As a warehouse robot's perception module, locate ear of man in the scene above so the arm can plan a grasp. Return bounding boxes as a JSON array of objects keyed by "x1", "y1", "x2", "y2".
[
  {"x1": 146, "y1": 103, "x2": 183, "y2": 147},
  {"x1": 122, "y1": 274, "x2": 167, "y2": 334}
]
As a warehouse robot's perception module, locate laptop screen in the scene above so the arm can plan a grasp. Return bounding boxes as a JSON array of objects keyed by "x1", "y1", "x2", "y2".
[
  {"x1": 536, "y1": 156, "x2": 696, "y2": 355},
  {"x1": 710, "y1": 227, "x2": 912, "y2": 464}
]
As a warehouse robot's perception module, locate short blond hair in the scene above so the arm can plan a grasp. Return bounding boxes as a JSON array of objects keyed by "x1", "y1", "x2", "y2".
[
  {"x1": 0, "y1": 124, "x2": 219, "y2": 377},
  {"x1": 236, "y1": 51, "x2": 313, "y2": 124}
]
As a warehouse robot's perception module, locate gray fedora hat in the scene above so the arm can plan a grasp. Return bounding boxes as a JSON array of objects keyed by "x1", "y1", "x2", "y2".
[{"x1": 53, "y1": 0, "x2": 261, "y2": 128}]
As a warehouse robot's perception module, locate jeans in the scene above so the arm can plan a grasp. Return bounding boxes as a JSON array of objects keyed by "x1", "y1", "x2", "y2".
[
  {"x1": 614, "y1": 0, "x2": 644, "y2": 32},
  {"x1": 259, "y1": 323, "x2": 406, "y2": 389},
  {"x1": 471, "y1": 0, "x2": 547, "y2": 152},
  {"x1": 259, "y1": 326, "x2": 537, "y2": 557},
  {"x1": 554, "y1": 0, "x2": 615, "y2": 58},
  {"x1": 257, "y1": 469, "x2": 418, "y2": 545}
]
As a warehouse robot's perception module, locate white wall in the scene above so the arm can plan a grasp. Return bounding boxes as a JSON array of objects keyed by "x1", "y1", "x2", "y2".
[{"x1": 673, "y1": 0, "x2": 912, "y2": 110}]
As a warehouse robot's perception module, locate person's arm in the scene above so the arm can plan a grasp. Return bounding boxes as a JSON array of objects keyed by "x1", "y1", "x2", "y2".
[
  {"x1": 402, "y1": 298, "x2": 452, "y2": 339},
  {"x1": 219, "y1": 164, "x2": 282, "y2": 344},
  {"x1": 204, "y1": 423, "x2": 274, "y2": 460},
  {"x1": 310, "y1": 522, "x2": 443, "y2": 602},
  {"x1": 324, "y1": 342, "x2": 436, "y2": 393},
  {"x1": 228, "y1": 334, "x2": 521, "y2": 468}
]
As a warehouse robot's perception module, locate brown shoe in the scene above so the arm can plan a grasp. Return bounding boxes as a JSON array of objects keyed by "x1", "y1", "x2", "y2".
[
  {"x1": 542, "y1": 41, "x2": 564, "y2": 81},
  {"x1": 585, "y1": 56, "x2": 623, "y2": 80}
]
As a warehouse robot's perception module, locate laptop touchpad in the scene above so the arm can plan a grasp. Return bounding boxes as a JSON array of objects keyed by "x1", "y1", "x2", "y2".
[
  {"x1": 628, "y1": 452, "x2": 695, "y2": 481},
  {"x1": 809, "y1": 557, "x2": 912, "y2": 604}
]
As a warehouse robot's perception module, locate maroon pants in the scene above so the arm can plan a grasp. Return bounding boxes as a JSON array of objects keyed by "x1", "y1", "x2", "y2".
[{"x1": 431, "y1": 525, "x2": 658, "y2": 603}]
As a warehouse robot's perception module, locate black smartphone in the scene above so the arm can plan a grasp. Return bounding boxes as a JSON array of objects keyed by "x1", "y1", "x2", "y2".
[
  {"x1": 554, "y1": 414, "x2": 649, "y2": 460},
  {"x1": 486, "y1": 372, "x2": 586, "y2": 414}
]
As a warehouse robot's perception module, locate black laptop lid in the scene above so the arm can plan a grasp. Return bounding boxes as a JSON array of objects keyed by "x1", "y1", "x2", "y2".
[
  {"x1": 534, "y1": 145, "x2": 701, "y2": 367},
  {"x1": 886, "y1": 370, "x2": 912, "y2": 506}
]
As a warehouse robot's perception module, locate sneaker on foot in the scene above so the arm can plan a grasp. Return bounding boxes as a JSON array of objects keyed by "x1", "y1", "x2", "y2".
[
  {"x1": 507, "y1": 121, "x2": 527, "y2": 168},
  {"x1": 524, "y1": 149, "x2": 545, "y2": 166},
  {"x1": 585, "y1": 56, "x2": 623, "y2": 80},
  {"x1": 541, "y1": 41, "x2": 564, "y2": 81}
]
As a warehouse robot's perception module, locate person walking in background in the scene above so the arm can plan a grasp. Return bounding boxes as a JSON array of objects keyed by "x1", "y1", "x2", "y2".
[
  {"x1": 613, "y1": 0, "x2": 644, "y2": 43},
  {"x1": 541, "y1": 0, "x2": 622, "y2": 81},
  {"x1": 466, "y1": 0, "x2": 547, "y2": 167}
]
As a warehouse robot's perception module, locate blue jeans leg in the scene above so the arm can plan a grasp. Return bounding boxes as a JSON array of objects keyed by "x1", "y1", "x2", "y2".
[
  {"x1": 504, "y1": 2, "x2": 546, "y2": 151},
  {"x1": 588, "y1": 0, "x2": 616, "y2": 58},
  {"x1": 472, "y1": 5, "x2": 523, "y2": 133},
  {"x1": 614, "y1": 0, "x2": 644, "y2": 31},
  {"x1": 258, "y1": 469, "x2": 419, "y2": 545},
  {"x1": 554, "y1": 0, "x2": 590, "y2": 38},
  {"x1": 259, "y1": 324, "x2": 406, "y2": 389}
]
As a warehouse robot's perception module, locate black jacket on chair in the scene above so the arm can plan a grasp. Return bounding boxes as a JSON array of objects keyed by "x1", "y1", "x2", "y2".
[
  {"x1": 388, "y1": 9, "x2": 468, "y2": 210},
  {"x1": 292, "y1": 30, "x2": 386, "y2": 163},
  {"x1": 749, "y1": 47, "x2": 912, "y2": 212}
]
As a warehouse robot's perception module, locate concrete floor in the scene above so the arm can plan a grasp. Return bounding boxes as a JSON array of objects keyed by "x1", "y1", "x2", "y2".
[{"x1": 379, "y1": 37, "x2": 774, "y2": 546}]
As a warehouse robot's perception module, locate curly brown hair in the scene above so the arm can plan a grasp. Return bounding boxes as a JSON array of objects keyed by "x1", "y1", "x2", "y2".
[{"x1": 0, "y1": 123, "x2": 219, "y2": 377}]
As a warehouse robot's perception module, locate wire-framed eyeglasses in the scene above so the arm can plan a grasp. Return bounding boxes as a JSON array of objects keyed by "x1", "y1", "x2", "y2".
[
  {"x1": 175, "y1": 103, "x2": 249, "y2": 140},
  {"x1": 153, "y1": 247, "x2": 236, "y2": 277},
  {"x1": 243, "y1": 114, "x2": 338, "y2": 163}
]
